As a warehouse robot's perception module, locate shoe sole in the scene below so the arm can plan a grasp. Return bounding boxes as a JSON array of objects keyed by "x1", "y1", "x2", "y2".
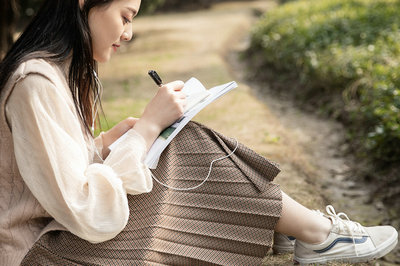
[
  {"x1": 294, "y1": 232, "x2": 398, "y2": 265},
  {"x1": 273, "y1": 245, "x2": 295, "y2": 255}
]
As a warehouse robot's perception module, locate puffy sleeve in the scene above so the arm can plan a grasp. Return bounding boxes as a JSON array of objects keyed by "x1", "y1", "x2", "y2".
[{"x1": 5, "y1": 73, "x2": 152, "y2": 243}]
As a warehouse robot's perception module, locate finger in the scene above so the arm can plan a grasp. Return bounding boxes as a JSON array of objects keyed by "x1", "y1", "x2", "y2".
[
  {"x1": 181, "y1": 99, "x2": 187, "y2": 110},
  {"x1": 177, "y1": 98, "x2": 187, "y2": 111},
  {"x1": 125, "y1": 117, "x2": 139, "y2": 127},
  {"x1": 175, "y1": 91, "x2": 187, "y2": 99},
  {"x1": 165, "y1": 80, "x2": 184, "y2": 91}
]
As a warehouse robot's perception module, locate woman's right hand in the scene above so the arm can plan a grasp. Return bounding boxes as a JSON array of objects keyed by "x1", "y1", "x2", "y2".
[{"x1": 133, "y1": 80, "x2": 186, "y2": 150}]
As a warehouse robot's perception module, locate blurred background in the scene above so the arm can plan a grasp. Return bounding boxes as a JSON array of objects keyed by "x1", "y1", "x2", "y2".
[{"x1": 1, "y1": 0, "x2": 399, "y2": 264}]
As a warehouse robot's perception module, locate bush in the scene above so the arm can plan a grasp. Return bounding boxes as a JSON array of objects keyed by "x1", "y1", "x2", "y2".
[
  {"x1": 140, "y1": 0, "x2": 165, "y2": 14},
  {"x1": 247, "y1": 0, "x2": 400, "y2": 163},
  {"x1": 155, "y1": 0, "x2": 212, "y2": 11}
]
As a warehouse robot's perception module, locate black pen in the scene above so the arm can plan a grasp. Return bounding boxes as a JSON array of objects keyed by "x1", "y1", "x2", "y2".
[{"x1": 148, "y1": 70, "x2": 163, "y2": 87}]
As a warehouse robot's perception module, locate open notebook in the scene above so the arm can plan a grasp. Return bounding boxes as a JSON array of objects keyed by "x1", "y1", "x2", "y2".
[{"x1": 109, "y1": 77, "x2": 237, "y2": 169}]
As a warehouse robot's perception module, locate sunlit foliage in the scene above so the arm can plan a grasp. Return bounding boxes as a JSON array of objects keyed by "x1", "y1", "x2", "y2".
[{"x1": 249, "y1": 0, "x2": 400, "y2": 163}]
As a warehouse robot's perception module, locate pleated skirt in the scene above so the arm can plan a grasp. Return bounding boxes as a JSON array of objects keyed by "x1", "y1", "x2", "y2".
[{"x1": 21, "y1": 122, "x2": 282, "y2": 265}]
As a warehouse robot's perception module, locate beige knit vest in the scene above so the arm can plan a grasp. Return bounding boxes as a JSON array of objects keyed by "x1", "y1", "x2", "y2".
[{"x1": 0, "y1": 59, "x2": 65, "y2": 266}]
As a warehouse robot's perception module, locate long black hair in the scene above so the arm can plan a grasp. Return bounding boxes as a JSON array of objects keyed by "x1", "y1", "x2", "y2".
[{"x1": 0, "y1": 0, "x2": 113, "y2": 134}]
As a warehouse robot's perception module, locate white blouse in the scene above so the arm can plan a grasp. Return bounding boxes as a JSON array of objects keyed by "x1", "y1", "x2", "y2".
[{"x1": 5, "y1": 69, "x2": 152, "y2": 243}]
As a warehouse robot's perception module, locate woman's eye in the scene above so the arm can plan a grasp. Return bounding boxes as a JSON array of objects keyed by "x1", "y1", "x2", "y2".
[{"x1": 123, "y1": 17, "x2": 131, "y2": 25}]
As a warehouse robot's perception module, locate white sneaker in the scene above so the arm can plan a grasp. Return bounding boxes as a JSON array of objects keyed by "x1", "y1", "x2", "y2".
[
  {"x1": 273, "y1": 232, "x2": 295, "y2": 254},
  {"x1": 294, "y1": 205, "x2": 399, "y2": 265}
]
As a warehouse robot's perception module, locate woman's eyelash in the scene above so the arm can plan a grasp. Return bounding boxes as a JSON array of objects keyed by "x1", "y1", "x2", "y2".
[{"x1": 123, "y1": 17, "x2": 132, "y2": 24}]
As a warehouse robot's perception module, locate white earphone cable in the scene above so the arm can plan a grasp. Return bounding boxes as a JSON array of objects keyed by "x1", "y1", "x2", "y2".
[
  {"x1": 150, "y1": 138, "x2": 239, "y2": 191},
  {"x1": 92, "y1": 71, "x2": 104, "y2": 163}
]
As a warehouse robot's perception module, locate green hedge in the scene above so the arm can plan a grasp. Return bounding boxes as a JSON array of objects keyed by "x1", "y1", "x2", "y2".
[{"x1": 248, "y1": 0, "x2": 400, "y2": 163}]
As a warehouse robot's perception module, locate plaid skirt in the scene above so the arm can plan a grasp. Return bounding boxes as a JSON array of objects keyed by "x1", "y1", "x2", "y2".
[{"x1": 21, "y1": 121, "x2": 282, "y2": 265}]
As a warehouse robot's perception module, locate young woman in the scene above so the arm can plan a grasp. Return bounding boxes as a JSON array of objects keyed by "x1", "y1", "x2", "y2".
[{"x1": 0, "y1": 0, "x2": 397, "y2": 265}]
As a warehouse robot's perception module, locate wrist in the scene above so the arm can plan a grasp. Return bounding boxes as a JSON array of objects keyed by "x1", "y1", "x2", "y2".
[
  {"x1": 132, "y1": 118, "x2": 162, "y2": 150},
  {"x1": 99, "y1": 132, "x2": 110, "y2": 159},
  {"x1": 103, "y1": 118, "x2": 136, "y2": 147}
]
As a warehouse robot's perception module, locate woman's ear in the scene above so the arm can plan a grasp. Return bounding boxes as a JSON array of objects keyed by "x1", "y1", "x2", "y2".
[{"x1": 79, "y1": 0, "x2": 85, "y2": 9}]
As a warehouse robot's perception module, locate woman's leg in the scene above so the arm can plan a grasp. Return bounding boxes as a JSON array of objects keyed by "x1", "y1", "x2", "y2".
[
  {"x1": 275, "y1": 191, "x2": 332, "y2": 244},
  {"x1": 274, "y1": 191, "x2": 398, "y2": 265}
]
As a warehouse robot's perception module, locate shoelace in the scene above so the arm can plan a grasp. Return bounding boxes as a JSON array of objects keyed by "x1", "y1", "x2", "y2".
[{"x1": 325, "y1": 205, "x2": 366, "y2": 257}]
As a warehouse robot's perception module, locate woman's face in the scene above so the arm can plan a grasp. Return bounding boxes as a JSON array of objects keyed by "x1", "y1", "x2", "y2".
[{"x1": 88, "y1": 0, "x2": 141, "y2": 62}]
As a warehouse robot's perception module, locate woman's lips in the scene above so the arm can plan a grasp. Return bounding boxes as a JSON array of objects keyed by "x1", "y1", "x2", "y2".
[{"x1": 112, "y1": 44, "x2": 120, "y2": 52}]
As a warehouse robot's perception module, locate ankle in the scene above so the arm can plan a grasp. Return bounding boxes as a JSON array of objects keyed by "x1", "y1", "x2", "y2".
[
  {"x1": 302, "y1": 216, "x2": 332, "y2": 244},
  {"x1": 315, "y1": 216, "x2": 332, "y2": 243}
]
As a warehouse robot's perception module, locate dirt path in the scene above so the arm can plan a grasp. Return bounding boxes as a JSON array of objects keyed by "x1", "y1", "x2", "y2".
[{"x1": 98, "y1": 1, "x2": 398, "y2": 264}]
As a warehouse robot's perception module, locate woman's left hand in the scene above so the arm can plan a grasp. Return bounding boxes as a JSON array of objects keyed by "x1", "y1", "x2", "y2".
[{"x1": 101, "y1": 117, "x2": 139, "y2": 158}]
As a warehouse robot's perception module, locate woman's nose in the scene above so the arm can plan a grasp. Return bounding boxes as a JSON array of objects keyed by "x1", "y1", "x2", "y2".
[
  {"x1": 121, "y1": 31, "x2": 132, "y2": 41},
  {"x1": 121, "y1": 27, "x2": 133, "y2": 42}
]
